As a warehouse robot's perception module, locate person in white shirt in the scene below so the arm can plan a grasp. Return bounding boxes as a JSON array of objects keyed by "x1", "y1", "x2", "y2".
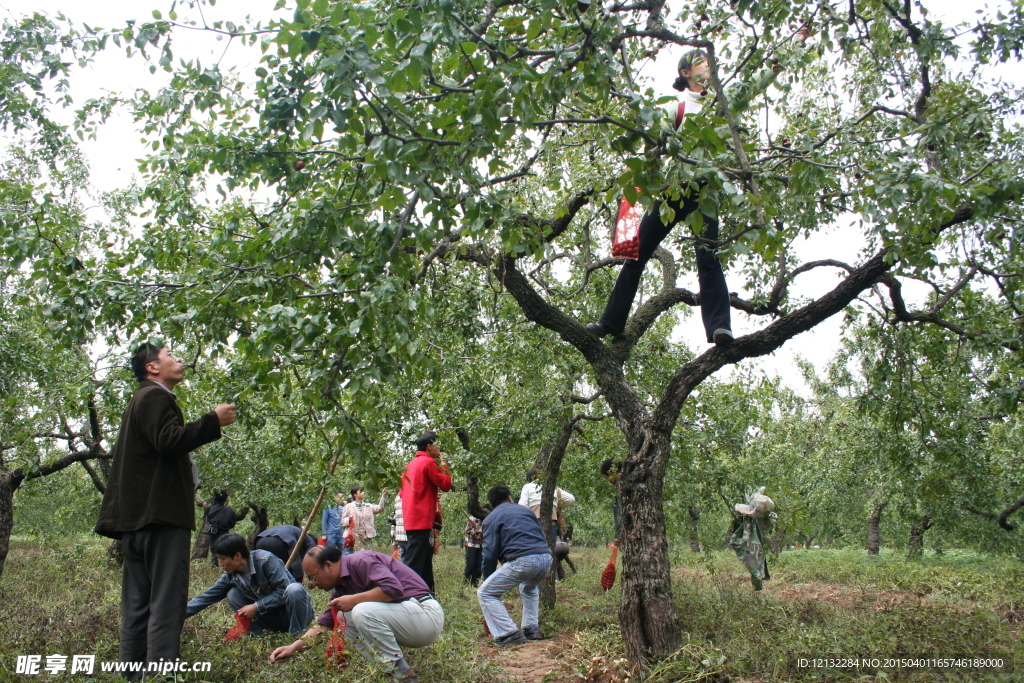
[{"x1": 518, "y1": 468, "x2": 575, "y2": 540}]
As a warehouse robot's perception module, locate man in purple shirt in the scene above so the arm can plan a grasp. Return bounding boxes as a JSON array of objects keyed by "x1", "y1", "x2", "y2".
[{"x1": 269, "y1": 546, "x2": 443, "y2": 682}]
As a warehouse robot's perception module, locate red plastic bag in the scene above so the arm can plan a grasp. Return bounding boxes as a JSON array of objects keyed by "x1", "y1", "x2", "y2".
[
  {"x1": 325, "y1": 607, "x2": 349, "y2": 669},
  {"x1": 392, "y1": 544, "x2": 401, "y2": 559},
  {"x1": 612, "y1": 196, "x2": 643, "y2": 260},
  {"x1": 224, "y1": 615, "x2": 251, "y2": 642},
  {"x1": 611, "y1": 102, "x2": 686, "y2": 261}
]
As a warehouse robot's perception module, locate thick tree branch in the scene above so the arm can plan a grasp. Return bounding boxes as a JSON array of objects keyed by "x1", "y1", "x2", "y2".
[{"x1": 652, "y1": 204, "x2": 976, "y2": 432}]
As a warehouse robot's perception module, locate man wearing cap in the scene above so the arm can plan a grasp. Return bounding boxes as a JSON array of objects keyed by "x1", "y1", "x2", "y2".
[
  {"x1": 270, "y1": 546, "x2": 443, "y2": 683},
  {"x1": 398, "y1": 431, "x2": 452, "y2": 592}
]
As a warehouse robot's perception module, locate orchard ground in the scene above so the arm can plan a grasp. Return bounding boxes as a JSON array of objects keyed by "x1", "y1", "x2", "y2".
[{"x1": 0, "y1": 542, "x2": 1021, "y2": 682}]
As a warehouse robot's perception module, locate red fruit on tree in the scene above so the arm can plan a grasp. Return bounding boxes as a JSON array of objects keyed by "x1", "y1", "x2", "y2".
[{"x1": 294, "y1": 159, "x2": 306, "y2": 170}]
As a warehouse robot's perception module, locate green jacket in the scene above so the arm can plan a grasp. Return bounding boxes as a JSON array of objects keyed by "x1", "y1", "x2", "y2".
[{"x1": 95, "y1": 381, "x2": 221, "y2": 539}]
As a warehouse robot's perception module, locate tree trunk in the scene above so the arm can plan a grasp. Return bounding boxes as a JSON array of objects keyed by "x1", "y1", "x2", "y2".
[
  {"x1": 618, "y1": 428, "x2": 681, "y2": 675},
  {"x1": 867, "y1": 501, "x2": 888, "y2": 555},
  {"x1": 247, "y1": 504, "x2": 269, "y2": 548},
  {"x1": 688, "y1": 507, "x2": 701, "y2": 552},
  {"x1": 769, "y1": 528, "x2": 785, "y2": 554},
  {"x1": 906, "y1": 514, "x2": 932, "y2": 559},
  {"x1": 455, "y1": 428, "x2": 491, "y2": 521},
  {"x1": 538, "y1": 414, "x2": 575, "y2": 610},
  {"x1": 191, "y1": 514, "x2": 212, "y2": 560},
  {"x1": 0, "y1": 472, "x2": 14, "y2": 579},
  {"x1": 107, "y1": 539, "x2": 124, "y2": 565}
]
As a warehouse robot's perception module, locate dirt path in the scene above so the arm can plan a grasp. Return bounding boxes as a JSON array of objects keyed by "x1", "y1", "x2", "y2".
[{"x1": 485, "y1": 636, "x2": 575, "y2": 683}]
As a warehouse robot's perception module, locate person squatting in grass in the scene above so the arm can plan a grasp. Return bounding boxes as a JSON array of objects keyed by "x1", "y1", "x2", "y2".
[
  {"x1": 587, "y1": 28, "x2": 811, "y2": 345},
  {"x1": 477, "y1": 484, "x2": 553, "y2": 646},
  {"x1": 186, "y1": 533, "x2": 314, "y2": 634},
  {"x1": 341, "y1": 484, "x2": 390, "y2": 554},
  {"x1": 270, "y1": 545, "x2": 443, "y2": 683},
  {"x1": 94, "y1": 341, "x2": 236, "y2": 680}
]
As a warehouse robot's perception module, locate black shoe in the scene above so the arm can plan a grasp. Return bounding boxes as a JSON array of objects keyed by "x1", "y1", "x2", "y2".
[
  {"x1": 712, "y1": 328, "x2": 734, "y2": 347},
  {"x1": 587, "y1": 321, "x2": 618, "y2": 338},
  {"x1": 494, "y1": 629, "x2": 528, "y2": 646},
  {"x1": 523, "y1": 626, "x2": 544, "y2": 640}
]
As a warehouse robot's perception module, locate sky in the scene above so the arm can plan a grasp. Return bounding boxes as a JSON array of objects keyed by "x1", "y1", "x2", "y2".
[{"x1": 4, "y1": 0, "x2": 1013, "y2": 393}]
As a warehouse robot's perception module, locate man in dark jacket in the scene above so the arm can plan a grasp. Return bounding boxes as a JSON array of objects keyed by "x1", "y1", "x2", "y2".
[
  {"x1": 95, "y1": 342, "x2": 236, "y2": 679},
  {"x1": 187, "y1": 534, "x2": 314, "y2": 635},
  {"x1": 255, "y1": 525, "x2": 317, "y2": 582},
  {"x1": 477, "y1": 484, "x2": 552, "y2": 645}
]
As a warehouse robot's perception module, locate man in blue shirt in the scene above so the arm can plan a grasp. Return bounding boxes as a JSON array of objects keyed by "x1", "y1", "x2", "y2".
[
  {"x1": 186, "y1": 533, "x2": 314, "y2": 635},
  {"x1": 322, "y1": 492, "x2": 345, "y2": 550},
  {"x1": 477, "y1": 484, "x2": 553, "y2": 645}
]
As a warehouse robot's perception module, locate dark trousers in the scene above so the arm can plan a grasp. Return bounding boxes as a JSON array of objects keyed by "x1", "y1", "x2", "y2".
[
  {"x1": 600, "y1": 193, "x2": 731, "y2": 341},
  {"x1": 253, "y1": 535, "x2": 304, "y2": 583},
  {"x1": 119, "y1": 525, "x2": 191, "y2": 680},
  {"x1": 464, "y1": 546, "x2": 482, "y2": 585},
  {"x1": 404, "y1": 529, "x2": 435, "y2": 592}
]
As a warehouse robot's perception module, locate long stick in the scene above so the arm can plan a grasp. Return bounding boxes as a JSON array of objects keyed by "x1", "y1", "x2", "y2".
[{"x1": 285, "y1": 414, "x2": 342, "y2": 571}]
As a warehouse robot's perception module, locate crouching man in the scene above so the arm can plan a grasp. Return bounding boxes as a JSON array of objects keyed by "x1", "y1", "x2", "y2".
[
  {"x1": 270, "y1": 545, "x2": 443, "y2": 683},
  {"x1": 477, "y1": 484, "x2": 553, "y2": 645},
  {"x1": 186, "y1": 533, "x2": 314, "y2": 635}
]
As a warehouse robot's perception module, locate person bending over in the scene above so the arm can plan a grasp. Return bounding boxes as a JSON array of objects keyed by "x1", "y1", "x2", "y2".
[
  {"x1": 254, "y1": 524, "x2": 317, "y2": 582},
  {"x1": 270, "y1": 545, "x2": 443, "y2": 683},
  {"x1": 477, "y1": 484, "x2": 553, "y2": 646},
  {"x1": 186, "y1": 533, "x2": 314, "y2": 635}
]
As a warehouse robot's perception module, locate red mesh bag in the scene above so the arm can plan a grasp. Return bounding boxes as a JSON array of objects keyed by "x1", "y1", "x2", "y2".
[
  {"x1": 600, "y1": 543, "x2": 619, "y2": 592},
  {"x1": 343, "y1": 517, "x2": 356, "y2": 549},
  {"x1": 612, "y1": 196, "x2": 642, "y2": 260},
  {"x1": 325, "y1": 607, "x2": 349, "y2": 670},
  {"x1": 224, "y1": 615, "x2": 251, "y2": 642}
]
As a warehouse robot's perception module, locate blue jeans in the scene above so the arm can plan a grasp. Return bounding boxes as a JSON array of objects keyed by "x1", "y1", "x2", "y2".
[
  {"x1": 477, "y1": 553, "x2": 551, "y2": 639},
  {"x1": 226, "y1": 583, "x2": 314, "y2": 635}
]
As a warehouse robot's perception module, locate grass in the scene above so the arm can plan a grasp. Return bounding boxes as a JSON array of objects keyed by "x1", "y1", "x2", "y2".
[{"x1": 0, "y1": 541, "x2": 1021, "y2": 682}]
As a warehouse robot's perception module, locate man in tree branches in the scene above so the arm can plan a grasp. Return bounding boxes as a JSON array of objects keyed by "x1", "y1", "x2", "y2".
[
  {"x1": 186, "y1": 533, "x2": 314, "y2": 634},
  {"x1": 398, "y1": 431, "x2": 452, "y2": 592},
  {"x1": 270, "y1": 545, "x2": 444, "y2": 683},
  {"x1": 478, "y1": 484, "x2": 552, "y2": 645},
  {"x1": 95, "y1": 341, "x2": 236, "y2": 679}
]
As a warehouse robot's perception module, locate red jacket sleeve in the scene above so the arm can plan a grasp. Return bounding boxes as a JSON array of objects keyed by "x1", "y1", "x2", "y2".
[{"x1": 425, "y1": 459, "x2": 452, "y2": 492}]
